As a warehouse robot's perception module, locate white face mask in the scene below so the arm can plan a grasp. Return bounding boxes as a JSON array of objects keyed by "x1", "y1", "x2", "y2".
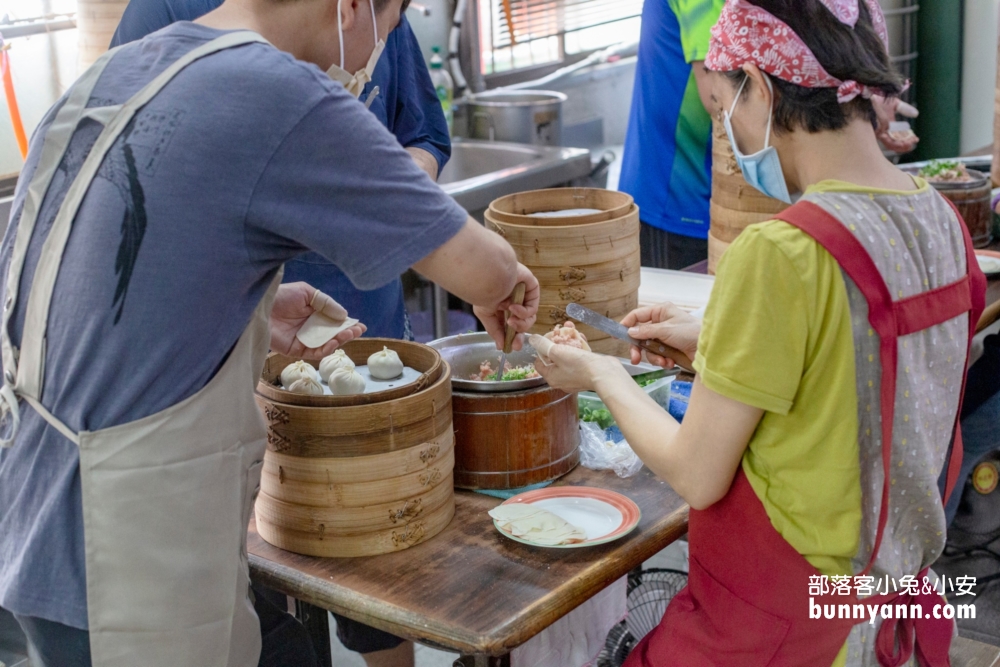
[{"x1": 327, "y1": 0, "x2": 386, "y2": 98}]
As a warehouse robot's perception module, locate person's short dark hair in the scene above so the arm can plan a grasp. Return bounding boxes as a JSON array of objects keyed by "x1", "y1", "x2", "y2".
[{"x1": 723, "y1": 0, "x2": 906, "y2": 134}]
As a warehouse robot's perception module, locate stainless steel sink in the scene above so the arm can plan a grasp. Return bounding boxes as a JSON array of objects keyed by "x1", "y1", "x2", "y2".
[{"x1": 440, "y1": 139, "x2": 592, "y2": 216}]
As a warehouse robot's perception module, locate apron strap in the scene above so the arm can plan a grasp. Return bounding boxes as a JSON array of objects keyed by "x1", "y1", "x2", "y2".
[
  {"x1": 1, "y1": 45, "x2": 125, "y2": 389},
  {"x1": 939, "y1": 197, "x2": 986, "y2": 503},
  {"x1": 0, "y1": 30, "x2": 268, "y2": 447},
  {"x1": 775, "y1": 198, "x2": 983, "y2": 575}
]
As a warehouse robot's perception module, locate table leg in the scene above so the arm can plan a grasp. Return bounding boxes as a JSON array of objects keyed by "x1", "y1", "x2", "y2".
[
  {"x1": 295, "y1": 599, "x2": 333, "y2": 667},
  {"x1": 432, "y1": 283, "x2": 449, "y2": 339}
]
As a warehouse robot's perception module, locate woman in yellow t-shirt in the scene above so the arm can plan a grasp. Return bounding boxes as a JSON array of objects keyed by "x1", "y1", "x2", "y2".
[{"x1": 532, "y1": 1, "x2": 984, "y2": 665}]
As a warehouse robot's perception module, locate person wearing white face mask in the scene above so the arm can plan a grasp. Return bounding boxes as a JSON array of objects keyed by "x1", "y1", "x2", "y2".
[{"x1": 0, "y1": 0, "x2": 542, "y2": 666}]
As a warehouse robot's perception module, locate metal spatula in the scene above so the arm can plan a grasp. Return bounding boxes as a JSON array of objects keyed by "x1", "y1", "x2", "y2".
[{"x1": 496, "y1": 282, "x2": 527, "y2": 380}]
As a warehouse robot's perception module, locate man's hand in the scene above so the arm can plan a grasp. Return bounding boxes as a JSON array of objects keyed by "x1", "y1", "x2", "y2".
[
  {"x1": 621, "y1": 303, "x2": 701, "y2": 368},
  {"x1": 473, "y1": 263, "x2": 540, "y2": 351},
  {"x1": 872, "y1": 94, "x2": 919, "y2": 154},
  {"x1": 269, "y1": 282, "x2": 366, "y2": 360}
]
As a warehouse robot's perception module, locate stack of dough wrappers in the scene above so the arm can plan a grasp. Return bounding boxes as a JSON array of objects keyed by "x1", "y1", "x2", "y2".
[{"x1": 488, "y1": 505, "x2": 587, "y2": 546}]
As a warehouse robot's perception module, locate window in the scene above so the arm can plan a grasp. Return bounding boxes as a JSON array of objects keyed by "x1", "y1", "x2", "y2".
[{"x1": 478, "y1": 0, "x2": 641, "y2": 75}]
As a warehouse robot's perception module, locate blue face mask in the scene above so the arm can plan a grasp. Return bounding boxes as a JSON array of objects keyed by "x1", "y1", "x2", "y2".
[{"x1": 723, "y1": 76, "x2": 792, "y2": 204}]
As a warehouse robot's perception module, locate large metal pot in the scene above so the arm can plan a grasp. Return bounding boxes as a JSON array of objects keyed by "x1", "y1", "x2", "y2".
[{"x1": 460, "y1": 91, "x2": 567, "y2": 146}]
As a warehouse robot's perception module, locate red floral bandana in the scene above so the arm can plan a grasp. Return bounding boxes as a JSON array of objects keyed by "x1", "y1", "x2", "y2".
[{"x1": 706, "y1": 0, "x2": 891, "y2": 104}]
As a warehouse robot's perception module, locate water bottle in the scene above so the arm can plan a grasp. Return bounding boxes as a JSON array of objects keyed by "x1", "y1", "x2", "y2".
[{"x1": 429, "y1": 46, "x2": 454, "y2": 133}]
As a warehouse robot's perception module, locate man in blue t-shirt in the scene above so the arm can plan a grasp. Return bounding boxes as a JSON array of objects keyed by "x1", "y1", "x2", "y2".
[
  {"x1": 0, "y1": 1, "x2": 543, "y2": 666},
  {"x1": 112, "y1": 2, "x2": 449, "y2": 342},
  {"x1": 110, "y1": 6, "x2": 448, "y2": 664}
]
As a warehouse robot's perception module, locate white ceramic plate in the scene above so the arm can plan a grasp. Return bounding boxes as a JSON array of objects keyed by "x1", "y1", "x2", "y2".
[
  {"x1": 493, "y1": 486, "x2": 641, "y2": 549},
  {"x1": 976, "y1": 254, "x2": 1000, "y2": 276}
]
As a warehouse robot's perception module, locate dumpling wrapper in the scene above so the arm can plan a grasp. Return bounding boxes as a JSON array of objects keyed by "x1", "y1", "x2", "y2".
[
  {"x1": 489, "y1": 504, "x2": 588, "y2": 546},
  {"x1": 296, "y1": 311, "x2": 360, "y2": 349}
]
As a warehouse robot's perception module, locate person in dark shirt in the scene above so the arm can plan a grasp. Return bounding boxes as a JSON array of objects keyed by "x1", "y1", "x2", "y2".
[{"x1": 112, "y1": 1, "x2": 450, "y2": 344}]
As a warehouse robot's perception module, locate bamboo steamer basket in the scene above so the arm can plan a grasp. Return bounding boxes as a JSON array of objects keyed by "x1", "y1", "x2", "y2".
[
  {"x1": 485, "y1": 190, "x2": 640, "y2": 357},
  {"x1": 258, "y1": 338, "x2": 443, "y2": 408},
  {"x1": 452, "y1": 385, "x2": 579, "y2": 489},
  {"x1": 707, "y1": 231, "x2": 731, "y2": 275},
  {"x1": 709, "y1": 119, "x2": 788, "y2": 273},
  {"x1": 488, "y1": 188, "x2": 634, "y2": 226},
  {"x1": 77, "y1": 0, "x2": 129, "y2": 71},
  {"x1": 255, "y1": 338, "x2": 455, "y2": 558}
]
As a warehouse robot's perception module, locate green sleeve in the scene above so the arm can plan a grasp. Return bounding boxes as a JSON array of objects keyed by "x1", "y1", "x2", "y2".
[
  {"x1": 693, "y1": 225, "x2": 811, "y2": 415},
  {"x1": 667, "y1": 0, "x2": 726, "y2": 63}
]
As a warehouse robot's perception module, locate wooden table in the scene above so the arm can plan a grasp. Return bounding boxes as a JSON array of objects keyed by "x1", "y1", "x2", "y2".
[{"x1": 248, "y1": 465, "x2": 688, "y2": 665}]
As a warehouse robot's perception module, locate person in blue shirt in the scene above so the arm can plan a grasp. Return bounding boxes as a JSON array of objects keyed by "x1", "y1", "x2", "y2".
[
  {"x1": 109, "y1": 5, "x2": 450, "y2": 667},
  {"x1": 112, "y1": 3, "x2": 449, "y2": 342},
  {"x1": 618, "y1": 0, "x2": 723, "y2": 270}
]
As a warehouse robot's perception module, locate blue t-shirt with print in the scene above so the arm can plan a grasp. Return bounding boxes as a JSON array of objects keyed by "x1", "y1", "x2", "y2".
[
  {"x1": 112, "y1": 6, "x2": 452, "y2": 338},
  {"x1": 0, "y1": 22, "x2": 468, "y2": 629}
]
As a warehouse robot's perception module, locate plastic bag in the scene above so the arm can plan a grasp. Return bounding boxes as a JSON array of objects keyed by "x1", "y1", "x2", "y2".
[{"x1": 578, "y1": 421, "x2": 644, "y2": 478}]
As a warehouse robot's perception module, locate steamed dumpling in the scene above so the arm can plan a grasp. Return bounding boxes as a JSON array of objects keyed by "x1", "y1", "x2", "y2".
[
  {"x1": 281, "y1": 360, "x2": 320, "y2": 388},
  {"x1": 367, "y1": 346, "x2": 404, "y2": 380},
  {"x1": 319, "y1": 349, "x2": 355, "y2": 383},
  {"x1": 329, "y1": 367, "x2": 367, "y2": 395},
  {"x1": 287, "y1": 376, "x2": 324, "y2": 395}
]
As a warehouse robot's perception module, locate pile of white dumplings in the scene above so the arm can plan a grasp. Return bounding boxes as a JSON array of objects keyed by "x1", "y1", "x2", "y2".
[{"x1": 280, "y1": 346, "x2": 404, "y2": 396}]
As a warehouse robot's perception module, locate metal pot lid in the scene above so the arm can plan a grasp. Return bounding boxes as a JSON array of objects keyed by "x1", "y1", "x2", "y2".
[
  {"x1": 464, "y1": 90, "x2": 568, "y2": 107},
  {"x1": 428, "y1": 331, "x2": 547, "y2": 393}
]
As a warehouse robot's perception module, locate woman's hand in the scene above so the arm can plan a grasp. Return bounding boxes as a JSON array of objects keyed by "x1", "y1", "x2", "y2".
[
  {"x1": 872, "y1": 94, "x2": 919, "y2": 154},
  {"x1": 530, "y1": 334, "x2": 625, "y2": 394},
  {"x1": 269, "y1": 282, "x2": 367, "y2": 360},
  {"x1": 621, "y1": 303, "x2": 701, "y2": 368},
  {"x1": 474, "y1": 263, "x2": 540, "y2": 351}
]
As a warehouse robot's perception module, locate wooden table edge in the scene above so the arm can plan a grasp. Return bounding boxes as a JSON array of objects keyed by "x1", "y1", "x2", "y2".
[{"x1": 249, "y1": 503, "x2": 690, "y2": 656}]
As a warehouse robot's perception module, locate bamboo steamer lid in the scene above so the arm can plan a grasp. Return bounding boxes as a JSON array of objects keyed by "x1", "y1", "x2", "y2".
[
  {"x1": 256, "y1": 474, "x2": 454, "y2": 537},
  {"x1": 709, "y1": 201, "x2": 780, "y2": 242},
  {"x1": 486, "y1": 206, "x2": 640, "y2": 267},
  {"x1": 707, "y1": 230, "x2": 731, "y2": 275},
  {"x1": 77, "y1": 0, "x2": 129, "y2": 71},
  {"x1": 711, "y1": 171, "x2": 789, "y2": 215},
  {"x1": 263, "y1": 429, "x2": 453, "y2": 485},
  {"x1": 709, "y1": 119, "x2": 788, "y2": 246},
  {"x1": 254, "y1": 339, "x2": 455, "y2": 558},
  {"x1": 487, "y1": 188, "x2": 640, "y2": 360},
  {"x1": 488, "y1": 188, "x2": 634, "y2": 225},
  {"x1": 537, "y1": 249, "x2": 640, "y2": 304},
  {"x1": 261, "y1": 445, "x2": 455, "y2": 509}
]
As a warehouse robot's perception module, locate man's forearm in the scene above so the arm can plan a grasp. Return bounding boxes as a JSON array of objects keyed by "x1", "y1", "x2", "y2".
[{"x1": 406, "y1": 146, "x2": 439, "y2": 181}]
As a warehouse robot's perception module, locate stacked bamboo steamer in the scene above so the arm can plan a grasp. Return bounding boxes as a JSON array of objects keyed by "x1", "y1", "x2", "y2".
[
  {"x1": 709, "y1": 119, "x2": 788, "y2": 273},
  {"x1": 485, "y1": 188, "x2": 640, "y2": 357},
  {"x1": 77, "y1": 0, "x2": 129, "y2": 71},
  {"x1": 254, "y1": 338, "x2": 455, "y2": 558}
]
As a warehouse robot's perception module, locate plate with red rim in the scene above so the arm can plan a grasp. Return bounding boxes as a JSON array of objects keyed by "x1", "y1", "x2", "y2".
[
  {"x1": 975, "y1": 250, "x2": 1000, "y2": 277},
  {"x1": 492, "y1": 486, "x2": 641, "y2": 548}
]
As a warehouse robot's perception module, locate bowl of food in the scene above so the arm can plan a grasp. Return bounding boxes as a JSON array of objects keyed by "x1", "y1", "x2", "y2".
[
  {"x1": 428, "y1": 331, "x2": 547, "y2": 393},
  {"x1": 905, "y1": 160, "x2": 992, "y2": 247}
]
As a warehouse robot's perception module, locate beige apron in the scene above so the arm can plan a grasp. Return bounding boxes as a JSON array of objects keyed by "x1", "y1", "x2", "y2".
[{"x1": 0, "y1": 32, "x2": 281, "y2": 667}]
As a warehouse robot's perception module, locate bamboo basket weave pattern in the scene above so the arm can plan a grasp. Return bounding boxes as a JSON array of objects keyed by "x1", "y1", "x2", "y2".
[
  {"x1": 254, "y1": 339, "x2": 455, "y2": 558},
  {"x1": 709, "y1": 119, "x2": 788, "y2": 273},
  {"x1": 486, "y1": 188, "x2": 640, "y2": 356}
]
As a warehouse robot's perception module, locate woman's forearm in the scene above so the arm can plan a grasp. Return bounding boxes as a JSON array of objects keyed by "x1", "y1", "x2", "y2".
[{"x1": 592, "y1": 367, "x2": 684, "y2": 488}]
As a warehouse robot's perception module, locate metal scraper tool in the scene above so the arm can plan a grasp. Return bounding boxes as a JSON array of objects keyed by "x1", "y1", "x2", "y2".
[{"x1": 566, "y1": 302, "x2": 695, "y2": 373}]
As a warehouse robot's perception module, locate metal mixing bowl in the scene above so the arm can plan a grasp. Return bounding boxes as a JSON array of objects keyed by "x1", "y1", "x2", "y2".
[{"x1": 428, "y1": 332, "x2": 547, "y2": 393}]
